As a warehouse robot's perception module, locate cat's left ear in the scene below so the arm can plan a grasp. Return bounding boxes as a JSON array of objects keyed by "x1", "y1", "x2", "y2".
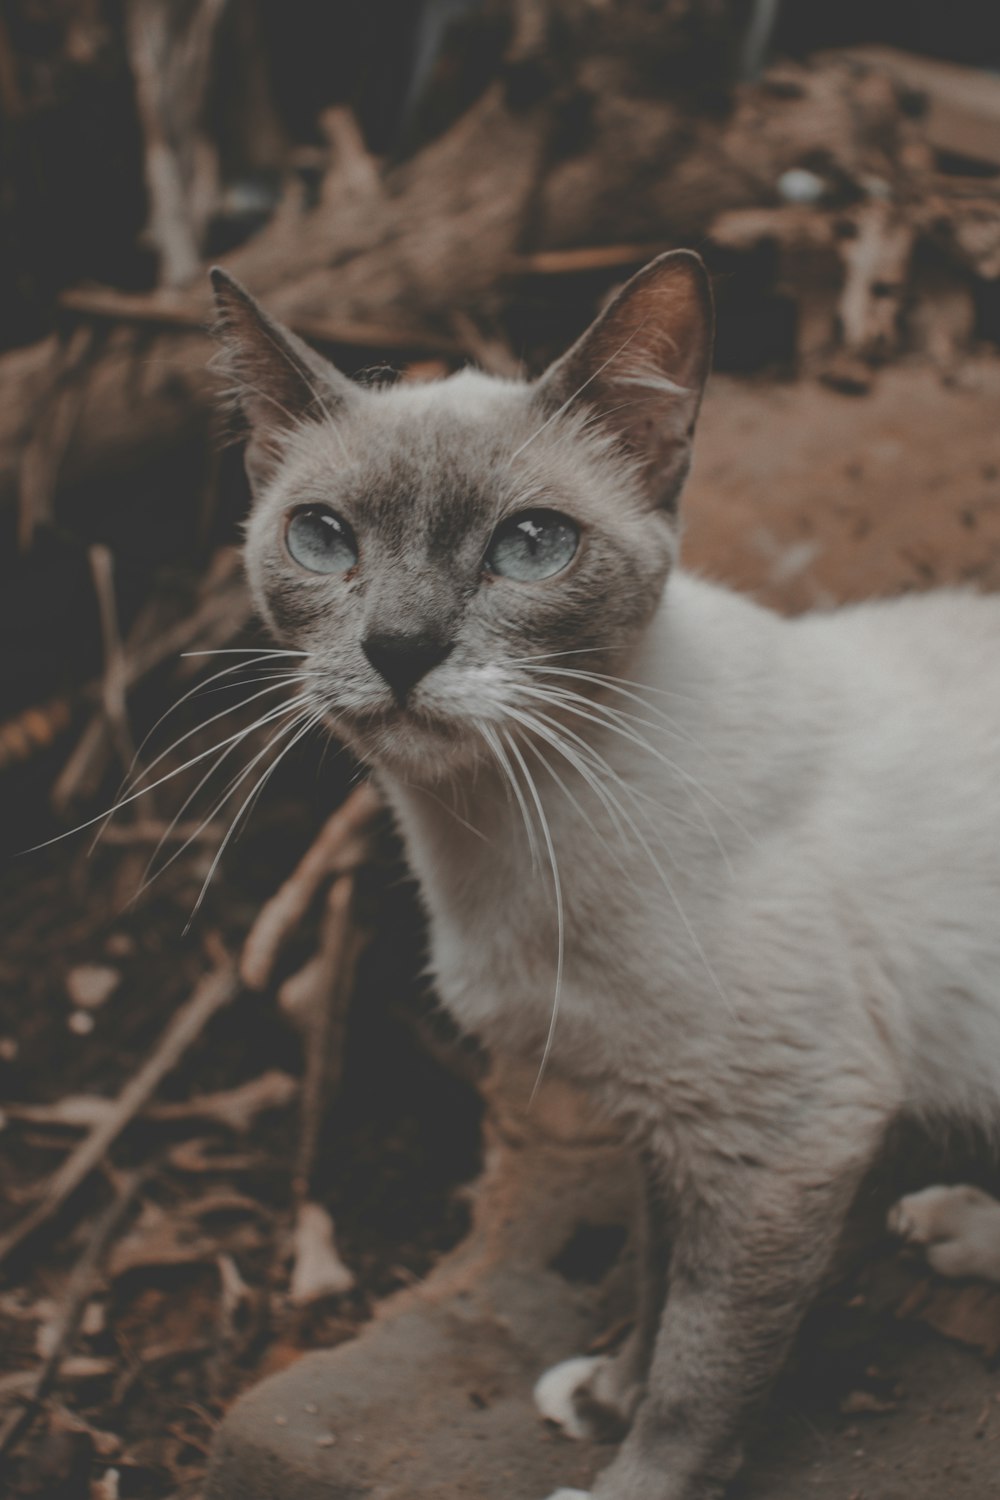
[
  {"x1": 534, "y1": 249, "x2": 713, "y2": 512},
  {"x1": 209, "y1": 267, "x2": 356, "y2": 492}
]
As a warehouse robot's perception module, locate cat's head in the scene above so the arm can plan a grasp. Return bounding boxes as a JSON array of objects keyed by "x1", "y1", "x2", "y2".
[{"x1": 210, "y1": 251, "x2": 712, "y2": 780}]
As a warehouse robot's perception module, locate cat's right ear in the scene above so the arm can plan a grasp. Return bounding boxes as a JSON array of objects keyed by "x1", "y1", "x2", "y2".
[
  {"x1": 209, "y1": 268, "x2": 354, "y2": 492},
  {"x1": 533, "y1": 250, "x2": 713, "y2": 513}
]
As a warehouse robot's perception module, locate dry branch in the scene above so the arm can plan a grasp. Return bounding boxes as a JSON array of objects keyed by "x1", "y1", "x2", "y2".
[
  {"x1": 0, "y1": 1169, "x2": 147, "y2": 1459},
  {"x1": 3, "y1": 1070, "x2": 298, "y2": 1135},
  {"x1": 0, "y1": 954, "x2": 240, "y2": 1269},
  {"x1": 279, "y1": 872, "x2": 368, "y2": 1201},
  {"x1": 240, "y1": 781, "x2": 380, "y2": 990}
]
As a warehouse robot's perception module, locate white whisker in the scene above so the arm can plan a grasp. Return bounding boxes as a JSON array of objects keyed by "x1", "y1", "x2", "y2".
[
  {"x1": 480, "y1": 722, "x2": 541, "y2": 873},
  {"x1": 506, "y1": 327, "x2": 645, "y2": 466},
  {"x1": 184, "y1": 706, "x2": 326, "y2": 930},
  {"x1": 505, "y1": 706, "x2": 735, "y2": 1019},
  {"x1": 25, "y1": 692, "x2": 314, "y2": 852},
  {"x1": 503, "y1": 729, "x2": 565, "y2": 1102}
]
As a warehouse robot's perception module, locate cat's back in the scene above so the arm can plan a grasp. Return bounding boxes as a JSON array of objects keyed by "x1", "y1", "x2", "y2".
[{"x1": 804, "y1": 586, "x2": 1000, "y2": 704}]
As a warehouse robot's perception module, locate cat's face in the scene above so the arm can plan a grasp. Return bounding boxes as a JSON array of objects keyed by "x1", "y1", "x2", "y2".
[{"x1": 211, "y1": 253, "x2": 712, "y2": 780}]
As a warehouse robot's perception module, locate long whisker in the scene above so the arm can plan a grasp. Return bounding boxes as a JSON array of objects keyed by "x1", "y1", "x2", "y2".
[
  {"x1": 506, "y1": 708, "x2": 647, "y2": 896},
  {"x1": 24, "y1": 693, "x2": 314, "y2": 852},
  {"x1": 507, "y1": 649, "x2": 700, "y2": 705},
  {"x1": 121, "y1": 675, "x2": 308, "y2": 803},
  {"x1": 518, "y1": 663, "x2": 700, "y2": 726},
  {"x1": 136, "y1": 690, "x2": 310, "y2": 890},
  {"x1": 180, "y1": 648, "x2": 310, "y2": 658},
  {"x1": 503, "y1": 729, "x2": 565, "y2": 1103},
  {"x1": 511, "y1": 705, "x2": 734, "y2": 1018},
  {"x1": 89, "y1": 654, "x2": 311, "y2": 852},
  {"x1": 512, "y1": 681, "x2": 751, "y2": 852},
  {"x1": 506, "y1": 326, "x2": 645, "y2": 465},
  {"x1": 480, "y1": 722, "x2": 541, "y2": 873},
  {"x1": 517, "y1": 674, "x2": 695, "y2": 748},
  {"x1": 184, "y1": 706, "x2": 326, "y2": 930}
]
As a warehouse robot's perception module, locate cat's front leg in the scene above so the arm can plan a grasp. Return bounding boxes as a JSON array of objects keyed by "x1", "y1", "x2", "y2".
[
  {"x1": 536, "y1": 1153, "x2": 672, "y2": 1441},
  {"x1": 582, "y1": 1149, "x2": 869, "y2": 1500}
]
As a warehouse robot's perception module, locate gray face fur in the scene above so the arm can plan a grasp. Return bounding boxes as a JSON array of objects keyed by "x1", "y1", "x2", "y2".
[{"x1": 210, "y1": 252, "x2": 712, "y2": 781}]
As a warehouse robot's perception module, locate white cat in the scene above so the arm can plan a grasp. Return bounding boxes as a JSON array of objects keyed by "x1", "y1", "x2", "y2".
[{"x1": 211, "y1": 251, "x2": 1000, "y2": 1500}]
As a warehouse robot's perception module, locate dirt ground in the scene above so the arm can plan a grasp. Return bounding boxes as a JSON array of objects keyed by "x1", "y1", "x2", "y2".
[{"x1": 3, "y1": 354, "x2": 1000, "y2": 1498}]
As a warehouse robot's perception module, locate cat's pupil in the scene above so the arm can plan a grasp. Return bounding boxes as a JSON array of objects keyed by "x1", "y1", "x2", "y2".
[
  {"x1": 487, "y1": 508, "x2": 579, "y2": 582},
  {"x1": 286, "y1": 507, "x2": 358, "y2": 575}
]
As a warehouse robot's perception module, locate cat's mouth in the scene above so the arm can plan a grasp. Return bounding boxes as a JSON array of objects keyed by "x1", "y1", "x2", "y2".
[{"x1": 326, "y1": 700, "x2": 473, "y2": 752}]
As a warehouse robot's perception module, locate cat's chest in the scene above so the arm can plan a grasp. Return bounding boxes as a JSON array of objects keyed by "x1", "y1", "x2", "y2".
[{"x1": 383, "y1": 778, "x2": 674, "y2": 1054}]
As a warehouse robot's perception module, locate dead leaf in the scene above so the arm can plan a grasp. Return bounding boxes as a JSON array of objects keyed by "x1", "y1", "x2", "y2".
[{"x1": 895, "y1": 1277, "x2": 1000, "y2": 1359}]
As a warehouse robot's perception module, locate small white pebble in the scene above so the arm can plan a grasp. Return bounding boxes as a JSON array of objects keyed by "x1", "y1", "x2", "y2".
[
  {"x1": 777, "y1": 167, "x2": 825, "y2": 205},
  {"x1": 315, "y1": 1434, "x2": 336, "y2": 1448},
  {"x1": 303, "y1": 1402, "x2": 318, "y2": 1415},
  {"x1": 66, "y1": 964, "x2": 120, "y2": 1010},
  {"x1": 274, "y1": 1414, "x2": 287, "y2": 1427},
  {"x1": 92, "y1": 1469, "x2": 120, "y2": 1500},
  {"x1": 81, "y1": 1300, "x2": 106, "y2": 1338},
  {"x1": 68, "y1": 1010, "x2": 95, "y2": 1036}
]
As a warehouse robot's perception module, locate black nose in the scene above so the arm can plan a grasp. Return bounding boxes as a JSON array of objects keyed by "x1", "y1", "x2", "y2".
[{"x1": 361, "y1": 630, "x2": 455, "y2": 703}]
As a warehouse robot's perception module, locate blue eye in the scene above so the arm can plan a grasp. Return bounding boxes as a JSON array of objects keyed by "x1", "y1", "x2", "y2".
[
  {"x1": 486, "y1": 509, "x2": 579, "y2": 582},
  {"x1": 286, "y1": 507, "x2": 358, "y2": 575}
]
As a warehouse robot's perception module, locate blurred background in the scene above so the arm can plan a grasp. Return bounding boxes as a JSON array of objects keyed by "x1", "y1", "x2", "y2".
[{"x1": 1, "y1": 4, "x2": 1000, "y2": 1496}]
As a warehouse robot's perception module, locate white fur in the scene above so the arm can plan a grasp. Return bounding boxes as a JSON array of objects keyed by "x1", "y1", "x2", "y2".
[
  {"x1": 383, "y1": 575, "x2": 1000, "y2": 1152},
  {"x1": 889, "y1": 1184, "x2": 1000, "y2": 1279},
  {"x1": 534, "y1": 1357, "x2": 605, "y2": 1439},
  {"x1": 376, "y1": 570, "x2": 1000, "y2": 1498}
]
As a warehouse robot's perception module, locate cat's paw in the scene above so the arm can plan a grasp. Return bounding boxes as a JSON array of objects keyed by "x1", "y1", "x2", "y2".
[
  {"x1": 534, "y1": 1356, "x2": 604, "y2": 1440},
  {"x1": 888, "y1": 1184, "x2": 1000, "y2": 1281}
]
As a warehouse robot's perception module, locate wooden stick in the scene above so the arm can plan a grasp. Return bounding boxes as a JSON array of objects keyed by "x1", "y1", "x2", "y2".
[
  {"x1": 240, "y1": 782, "x2": 380, "y2": 990},
  {"x1": 283, "y1": 873, "x2": 365, "y2": 1200},
  {"x1": 56, "y1": 285, "x2": 464, "y2": 357},
  {"x1": 0, "y1": 1168, "x2": 147, "y2": 1458},
  {"x1": 508, "y1": 243, "x2": 675, "y2": 276},
  {"x1": 0, "y1": 956, "x2": 240, "y2": 1269},
  {"x1": 88, "y1": 544, "x2": 138, "y2": 780},
  {"x1": 49, "y1": 556, "x2": 251, "y2": 809}
]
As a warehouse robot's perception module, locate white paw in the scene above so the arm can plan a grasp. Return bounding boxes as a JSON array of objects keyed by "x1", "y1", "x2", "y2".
[
  {"x1": 888, "y1": 1184, "x2": 1000, "y2": 1281},
  {"x1": 534, "y1": 1355, "x2": 604, "y2": 1440}
]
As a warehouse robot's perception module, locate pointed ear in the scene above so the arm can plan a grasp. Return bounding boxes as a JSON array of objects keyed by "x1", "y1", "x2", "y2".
[
  {"x1": 209, "y1": 267, "x2": 355, "y2": 490},
  {"x1": 534, "y1": 250, "x2": 713, "y2": 512}
]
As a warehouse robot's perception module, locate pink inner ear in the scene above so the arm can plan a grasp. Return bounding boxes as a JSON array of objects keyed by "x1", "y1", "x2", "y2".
[
  {"x1": 210, "y1": 268, "x2": 354, "y2": 470},
  {"x1": 535, "y1": 251, "x2": 713, "y2": 511}
]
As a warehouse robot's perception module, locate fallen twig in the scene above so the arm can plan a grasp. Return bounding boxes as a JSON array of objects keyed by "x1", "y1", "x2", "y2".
[
  {"x1": 88, "y1": 544, "x2": 138, "y2": 784},
  {"x1": 279, "y1": 873, "x2": 367, "y2": 1201},
  {"x1": 0, "y1": 1169, "x2": 147, "y2": 1459},
  {"x1": 240, "y1": 781, "x2": 380, "y2": 990},
  {"x1": 2, "y1": 1069, "x2": 298, "y2": 1135},
  {"x1": 57, "y1": 285, "x2": 464, "y2": 357},
  {"x1": 50, "y1": 550, "x2": 251, "y2": 810},
  {"x1": 17, "y1": 324, "x2": 103, "y2": 550},
  {"x1": 0, "y1": 953, "x2": 241, "y2": 1269}
]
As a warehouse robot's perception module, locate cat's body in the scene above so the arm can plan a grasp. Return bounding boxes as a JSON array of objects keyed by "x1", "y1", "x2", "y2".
[
  {"x1": 210, "y1": 253, "x2": 1000, "y2": 1500},
  {"x1": 386, "y1": 574, "x2": 1000, "y2": 1142}
]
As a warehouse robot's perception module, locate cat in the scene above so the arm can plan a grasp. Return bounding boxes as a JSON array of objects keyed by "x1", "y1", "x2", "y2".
[{"x1": 209, "y1": 251, "x2": 1000, "y2": 1500}]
